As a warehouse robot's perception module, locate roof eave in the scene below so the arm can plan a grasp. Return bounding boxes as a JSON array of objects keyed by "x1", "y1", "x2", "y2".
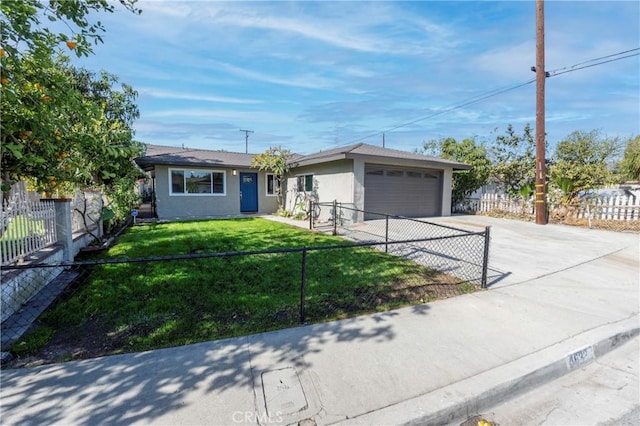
[
  {"x1": 452, "y1": 164, "x2": 473, "y2": 171},
  {"x1": 345, "y1": 152, "x2": 471, "y2": 170},
  {"x1": 134, "y1": 158, "x2": 254, "y2": 169},
  {"x1": 289, "y1": 153, "x2": 348, "y2": 168}
]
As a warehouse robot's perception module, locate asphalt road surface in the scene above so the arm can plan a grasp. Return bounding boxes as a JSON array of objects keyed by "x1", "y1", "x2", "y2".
[{"x1": 465, "y1": 335, "x2": 639, "y2": 426}]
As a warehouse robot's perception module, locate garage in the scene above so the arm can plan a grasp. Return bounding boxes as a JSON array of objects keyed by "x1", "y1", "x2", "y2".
[{"x1": 364, "y1": 164, "x2": 442, "y2": 219}]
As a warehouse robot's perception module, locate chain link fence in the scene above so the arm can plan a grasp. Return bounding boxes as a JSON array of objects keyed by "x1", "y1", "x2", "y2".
[
  {"x1": 2, "y1": 230, "x2": 489, "y2": 362},
  {"x1": 312, "y1": 201, "x2": 491, "y2": 287}
]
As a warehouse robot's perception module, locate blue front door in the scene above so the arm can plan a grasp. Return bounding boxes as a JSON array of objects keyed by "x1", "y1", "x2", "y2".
[{"x1": 240, "y1": 172, "x2": 258, "y2": 212}]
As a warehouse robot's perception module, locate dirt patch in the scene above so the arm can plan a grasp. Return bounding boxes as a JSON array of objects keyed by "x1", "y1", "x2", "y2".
[{"x1": 5, "y1": 319, "x2": 131, "y2": 369}]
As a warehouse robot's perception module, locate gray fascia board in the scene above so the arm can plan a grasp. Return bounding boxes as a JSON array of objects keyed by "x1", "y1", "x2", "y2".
[
  {"x1": 290, "y1": 152, "x2": 471, "y2": 170},
  {"x1": 344, "y1": 153, "x2": 472, "y2": 170},
  {"x1": 289, "y1": 153, "x2": 348, "y2": 168},
  {"x1": 135, "y1": 158, "x2": 254, "y2": 170}
]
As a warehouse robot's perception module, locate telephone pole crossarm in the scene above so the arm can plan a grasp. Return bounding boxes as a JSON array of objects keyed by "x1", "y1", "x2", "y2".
[{"x1": 240, "y1": 129, "x2": 254, "y2": 154}]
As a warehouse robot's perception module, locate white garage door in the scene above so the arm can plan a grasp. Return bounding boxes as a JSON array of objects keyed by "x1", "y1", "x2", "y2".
[{"x1": 364, "y1": 164, "x2": 442, "y2": 219}]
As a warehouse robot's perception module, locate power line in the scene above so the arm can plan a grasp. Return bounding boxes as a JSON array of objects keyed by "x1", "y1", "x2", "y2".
[
  {"x1": 336, "y1": 79, "x2": 536, "y2": 147},
  {"x1": 549, "y1": 52, "x2": 639, "y2": 77},
  {"x1": 547, "y1": 48, "x2": 640, "y2": 74},
  {"x1": 336, "y1": 47, "x2": 639, "y2": 146}
]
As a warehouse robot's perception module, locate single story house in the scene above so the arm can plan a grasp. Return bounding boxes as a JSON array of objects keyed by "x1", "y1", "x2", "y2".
[{"x1": 134, "y1": 143, "x2": 470, "y2": 221}]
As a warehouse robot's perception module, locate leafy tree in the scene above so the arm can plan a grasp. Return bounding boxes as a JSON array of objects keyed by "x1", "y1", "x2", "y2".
[
  {"x1": 64, "y1": 66, "x2": 143, "y2": 188},
  {"x1": 65, "y1": 66, "x2": 144, "y2": 230},
  {"x1": 251, "y1": 146, "x2": 295, "y2": 211},
  {"x1": 490, "y1": 123, "x2": 537, "y2": 197},
  {"x1": 549, "y1": 130, "x2": 620, "y2": 193},
  {"x1": 103, "y1": 177, "x2": 141, "y2": 230},
  {"x1": 1, "y1": 0, "x2": 142, "y2": 210},
  {"x1": 422, "y1": 137, "x2": 491, "y2": 204},
  {"x1": 1, "y1": 0, "x2": 140, "y2": 60},
  {"x1": 619, "y1": 135, "x2": 640, "y2": 182},
  {"x1": 1, "y1": 53, "x2": 77, "y2": 191},
  {"x1": 1, "y1": 55, "x2": 143, "y2": 194}
]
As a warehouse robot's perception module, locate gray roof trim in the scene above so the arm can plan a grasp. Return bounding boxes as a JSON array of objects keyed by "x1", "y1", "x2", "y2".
[
  {"x1": 135, "y1": 144, "x2": 257, "y2": 171},
  {"x1": 291, "y1": 143, "x2": 471, "y2": 170}
]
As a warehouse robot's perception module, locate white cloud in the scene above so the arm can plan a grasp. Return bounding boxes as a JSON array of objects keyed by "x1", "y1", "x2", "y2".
[
  {"x1": 343, "y1": 66, "x2": 379, "y2": 79},
  {"x1": 142, "y1": 108, "x2": 293, "y2": 124},
  {"x1": 203, "y1": 60, "x2": 339, "y2": 90},
  {"x1": 138, "y1": 88, "x2": 262, "y2": 104},
  {"x1": 470, "y1": 40, "x2": 536, "y2": 81},
  {"x1": 136, "y1": 0, "x2": 456, "y2": 56}
]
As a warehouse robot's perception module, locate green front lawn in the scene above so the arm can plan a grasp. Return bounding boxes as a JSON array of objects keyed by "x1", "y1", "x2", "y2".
[
  {"x1": 1, "y1": 214, "x2": 46, "y2": 242},
  {"x1": 12, "y1": 218, "x2": 473, "y2": 361}
]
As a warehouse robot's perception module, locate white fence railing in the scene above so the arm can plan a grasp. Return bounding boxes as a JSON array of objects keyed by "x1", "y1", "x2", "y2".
[
  {"x1": 457, "y1": 193, "x2": 640, "y2": 222},
  {"x1": 1, "y1": 183, "x2": 105, "y2": 266},
  {"x1": 1, "y1": 183, "x2": 57, "y2": 265},
  {"x1": 576, "y1": 195, "x2": 640, "y2": 221},
  {"x1": 456, "y1": 193, "x2": 534, "y2": 215}
]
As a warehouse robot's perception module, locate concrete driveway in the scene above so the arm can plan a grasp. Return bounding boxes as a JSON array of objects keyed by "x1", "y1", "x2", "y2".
[
  {"x1": 426, "y1": 215, "x2": 639, "y2": 288},
  {"x1": 315, "y1": 213, "x2": 638, "y2": 288}
]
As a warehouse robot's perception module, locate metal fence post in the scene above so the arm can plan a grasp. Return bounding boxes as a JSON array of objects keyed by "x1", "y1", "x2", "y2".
[
  {"x1": 385, "y1": 215, "x2": 389, "y2": 253},
  {"x1": 300, "y1": 248, "x2": 307, "y2": 324},
  {"x1": 481, "y1": 226, "x2": 491, "y2": 288},
  {"x1": 309, "y1": 200, "x2": 313, "y2": 230},
  {"x1": 333, "y1": 199, "x2": 337, "y2": 236}
]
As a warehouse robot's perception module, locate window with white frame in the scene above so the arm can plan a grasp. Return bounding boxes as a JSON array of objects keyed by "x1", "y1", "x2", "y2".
[
  {"x1": 170, "y1": 169, "x2": 225, "y2": 195},
  {"x1": 266, "y1": 174, "x2": 280, "y2": 196},
  {"x1": 296, "y1": 174, "x2": 313, "y2": 192}
]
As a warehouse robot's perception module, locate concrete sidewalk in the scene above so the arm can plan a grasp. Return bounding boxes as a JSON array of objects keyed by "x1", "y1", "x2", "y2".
[{"x1": 1, "y1": 216, "x2": 638, "y2": 425}]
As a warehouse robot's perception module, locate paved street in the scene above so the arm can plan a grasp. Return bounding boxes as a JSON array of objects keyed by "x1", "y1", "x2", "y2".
[{"x1": 470, "y1": 335, "x2": 639, "y2": 426}]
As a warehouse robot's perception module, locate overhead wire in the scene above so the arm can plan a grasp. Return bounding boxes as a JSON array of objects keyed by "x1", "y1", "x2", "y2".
[
  {"x1": 547, "y1": 48, "x2": 640, "y2": 74},
  {"x1": 337, "y1": 48, "x2": 640, "y2": 146},
  {"x1": 548, "y1": 52, "x2": 639, "y2": 77},
  {"x1": 337, "y1": 78, "x2": 537, "y2": 146}
]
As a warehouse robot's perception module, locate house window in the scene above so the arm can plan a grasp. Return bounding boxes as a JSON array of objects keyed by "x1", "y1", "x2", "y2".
[
  {"x1": 406, "y1": 171, "x2": 422, "y2": 178},
  {"x1": 297, "y1": 174, "x2": 313, "y2": 192},
  {"x1": 169, "y1": 169, "x2": 225, "y2": 195},
  {"x1": 386, "y1": 170, "x2": 404, "y2": 177},
  {"x1": 266, "y1": 174, "x2": 280, "y2": 196}
]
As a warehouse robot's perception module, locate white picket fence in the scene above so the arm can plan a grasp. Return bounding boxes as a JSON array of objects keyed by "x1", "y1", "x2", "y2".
[
  {"x1": 457, "y1": 193, "x2": 640, "y2": 221},
  {"x1": 457, "y1": 193, "x2": 533, "y2": 215},
  {"x1": 560, "y1": 195, "x2": 640, "y2": 221},
  {"x1": 1, "y1": 183, "x2": 57, "y2": 265}
]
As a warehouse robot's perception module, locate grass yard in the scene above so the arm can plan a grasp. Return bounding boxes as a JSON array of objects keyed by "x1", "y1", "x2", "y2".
[
  {"x1": 1, "y1": 214, "x2": 46, "y2": 242},
  {"x1": 10, "y1": 217, "x2": 475, "y2": 365}
]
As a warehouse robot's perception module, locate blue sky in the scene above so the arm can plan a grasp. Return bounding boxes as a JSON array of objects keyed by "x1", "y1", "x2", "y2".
[{"x1": 74, "y1": 0, "x2": 639, "y2": 155}]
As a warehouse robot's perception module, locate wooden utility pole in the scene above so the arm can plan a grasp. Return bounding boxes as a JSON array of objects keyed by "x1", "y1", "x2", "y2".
[
  {"x1": 535, "y1": 0, "x2": 547, "y2": 224},
  {"x1": 240, "y1": 129, "x2": 254, "y2": 154}
]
